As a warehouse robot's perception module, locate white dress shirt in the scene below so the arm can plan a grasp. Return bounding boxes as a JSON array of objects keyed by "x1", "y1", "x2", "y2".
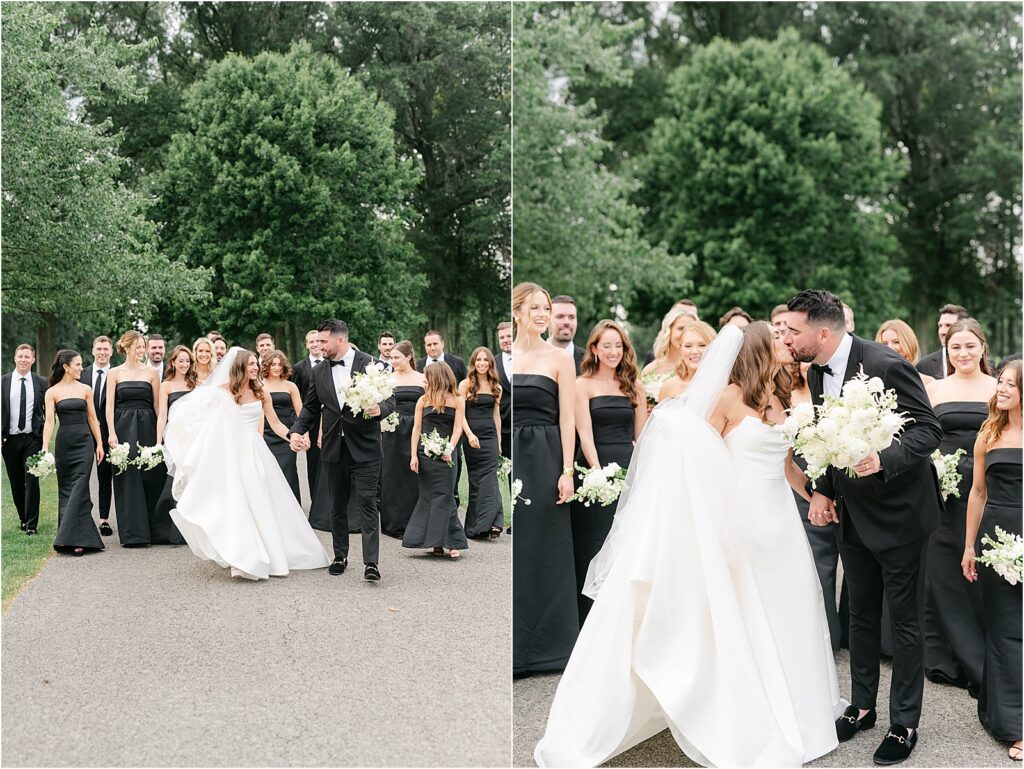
[
  {"x1": 502, "y1": 351, "x2": 512, "y2": 375},
  {"x1": 329, "y1": 347, "x2": 357, "y2": 393},
  {"x1": 309, "y1": 355, "x2": 323, "y2": 367},
  {"x1": 822, "y1": 333, "x2": 854, "y2": 398},
  {"x1": 9, "y1": 372, "x2": 34, "y2": 434},
  {"x1": 92, "y1": 365, "x2": 111, "y2": 391},
  {"x1": 425, "y1": 353, "x2": 446, "y2": 367}
]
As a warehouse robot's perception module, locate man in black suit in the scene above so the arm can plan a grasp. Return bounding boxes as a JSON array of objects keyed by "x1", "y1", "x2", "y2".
[
  {"x1": 548, "y1": 295, "x2": 585, "y2": 374},
  {"x1": 2, "y1": 344, "x2": 48, "y2": 535},
  {"x1": 786, "y1": 290, "x2": 943, "y2": 765},
  {"x1": 916, "y1": 304, "x2": 970, "y2": 379},
  {"x1": 289, "y1": 329, "x2": 324, "y2": 501},
  {"x1": 289, "y1": 320, "x2": 395, "y2": 581},
  {"x1": 377, "y1": 331, "x2": 396, "y2": 371},
  {"x1": 495, "y1": 321, "x2": 513, "y2": 464},
  {"x1": 80, "y1": 335, "x2": 115, "y2": 536},
  {"x1": 417, "y1": 330, "x2": 467, "y2": 381}
]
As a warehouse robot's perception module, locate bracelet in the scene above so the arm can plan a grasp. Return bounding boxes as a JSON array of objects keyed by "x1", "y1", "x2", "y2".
[{"x1": 562, "y1": 467, "x2": 573, "y2": 477}]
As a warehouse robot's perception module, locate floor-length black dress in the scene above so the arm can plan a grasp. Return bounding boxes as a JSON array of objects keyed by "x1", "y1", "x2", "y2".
[
  {"x1": 513, "y1": 374, "x2": 579, "y2": 674},
  {"x1": 52, "y1": 398, "x2": 104, "y2": 554},
  {"x1": 264, "y1": 390, "x2": 300, "y2": 502},
  {"x1": 924, "y1": 402, "x2": 987, "y2": 694},
  {"x1": 977, "y1": 447, "x2": 1022, "y2": 742},
  {"x1": 402, "y1": 406, "x2": 468, "y2": 550},
  {"x1": 463, "y1": 392, "x2": 503, "y2": 538},
  {"x1": 380, "y1": 385, "x2": 422, "y2": 538},
  {"x1": 112, "y1": 381, "x2": 162, "y2": 546},
  {"x1": 571, "y1": 395, "x2": 634, "y2": 627},
  {"x1": 151, "y1": 389, "x2": 187, "y2": 545}
]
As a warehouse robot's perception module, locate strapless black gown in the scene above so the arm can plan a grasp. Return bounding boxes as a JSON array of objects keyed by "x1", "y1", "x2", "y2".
[
  {"x1": 264, "y1": 390, "x2": 300, "y2": 502},
  {"x1": 464, "y1": 392, "x2": 503, "y2": 538},
  {"x1": 52, "y1": 399, "x2": 104, "y2": 553},
  {"x1": 977, "y1": 448, "x2": 1022, "y2": 741},
  {"x1": 113, "y1": 381, "x2": 163, "y2": 546},
  {"x1": 571, "y1": 395, "x2": 634, "y2": 626},
  {"x1": 381, "y1": 386, "x2": 422, "y2": 538},
  {"x1": 402, "y1": 407, "x2": 468, "y2": 550},
  {"x1": 923, "y1": 402, "x2": 987, "y2": 694},
  {"x1": 152, "y1": 390, "x2": 188, "y2": 545},
  {"x1": 513, "y1": 374, "x2": 578, "y2": 674}
]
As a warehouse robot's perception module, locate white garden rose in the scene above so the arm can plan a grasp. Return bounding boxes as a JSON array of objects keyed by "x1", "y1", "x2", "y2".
[{"x1": 867, "y1": 376, "x2": 885, "y2": 394}]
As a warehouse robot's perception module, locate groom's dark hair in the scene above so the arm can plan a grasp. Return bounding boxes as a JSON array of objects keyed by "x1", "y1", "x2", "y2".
[
  {"x1": 787, "y1": 290, "x2": 846, "y2": 332},
  {"x1": 318, "y1": 319, "x2": 349, "y2": 338}
]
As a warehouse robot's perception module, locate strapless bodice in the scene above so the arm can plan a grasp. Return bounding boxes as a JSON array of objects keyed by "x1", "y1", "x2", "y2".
[
  {"x1": 237, "y1": 400, "x2": 263, "y2": 431},
  {"x1": 723, "y1": 416, "x2": 788, "y2": 480},
  {"x1": 55, "y1": 398, "x2": 88, "y2": 425}
]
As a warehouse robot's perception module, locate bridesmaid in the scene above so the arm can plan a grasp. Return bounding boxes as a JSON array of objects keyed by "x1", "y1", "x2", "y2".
[
  {"x1": 640, "y1": 306, "x2": 693, "y2": 405},
  {"x1": 571, "y1": 320, "x2": 646, "y2": 626},
  {"x1": 381, "y1": 341, "x2": 424, "y2": 538},
  {"x1": 658, "y1": 320, "x2": 717, "y2": 400},
  {"x1": 962, "y1": 359, "x2": 1022, "y2": 761},
  {"x1": 106, "y1": 330, "x2": 162, "y2": 547},
  {"x1": 193, "y1": 337, "x2": 216, "y2": 384},
  {"x1": 459, "y1": 347, "x2": 504, "y2": 540},
  {"x1": 877, "y1": 319, "x2": 935, "y2": 386},
  {"x1": 154, "y1": 345, "x2": 196, "y2": 545},
  {"x1": 512, "y1": 282, "x2": 577, "y2": 675},
  {"x1": 924, "y1": 318, "x2": 995, "y2": 694},
  {"x1": 403, "y1": 362, "x2": 468, "y2": 558},
  {"x1": 43, "y1": 350, "x2": 105, "y2": 556},
  {"x1": 261, "y1": 350, "x2": 304, "y2": 502}
]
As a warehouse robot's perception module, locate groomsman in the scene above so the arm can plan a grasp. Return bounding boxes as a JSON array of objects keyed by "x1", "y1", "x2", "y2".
[
  {"x1": 2, "y1": 345, "x2": 47, "y2": 535},
  {"x1": 377, "y1": 332, "x2": 396, "y2": 371},
  {"x1": 209, "y1": 335, "x2": 228, "y2": 363},
  {"x1": 843, "y1": 303, "x2": 856, "y2": 334},
  {"x1": 417, "y1": 331, "x2": 467, "y2": 381},
  {"x1": 495, "y1": 321, "x2": 512, "y2": 462},
  {"x1": 255, "y1": 333, "x2": 275, "y2": 361},
  {"x1": 290, "y1": 329, "x2": 324, "y2": 499},
  {"x1": 146, "y1": 334, "x2": 166, "y2": 377},
  {"x1": 916, "y1": 304, "x2": 970, "y2": 379},
  {"x1": 770, "y1": 304, "x2": 790, "y2": 330},
  {"x1": 80, "y1": 336, "x2": 114, "y2": 535},
  {"x1": 718, "y1": 307, "x2": 752, "y2": 329},
  {"x1": 548, "y1": 295, "x2": 585, "y2": 374}
]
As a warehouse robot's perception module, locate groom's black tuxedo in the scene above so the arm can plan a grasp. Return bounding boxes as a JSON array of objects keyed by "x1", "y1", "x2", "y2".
[
  {"x1": 290, "y1": 349, "x2": 396, "y2": 565},
  {"x1": 808, "y1": 334, "x2": 943, "y2": 729}
]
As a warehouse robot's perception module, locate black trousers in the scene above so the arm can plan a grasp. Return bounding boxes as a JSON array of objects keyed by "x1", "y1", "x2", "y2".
[
  {"x1": 3, "y1": 433, "x2": 42, "y2": 530},
  {"x1": 324, "y1": 441, "x2": 380, "y2": 564},
  {"x1": 305, "y1": 417, "x2": 321, "y2": 496},
  {"x1": 840, "y1": 509, "x2": 928, "y2": 727}
]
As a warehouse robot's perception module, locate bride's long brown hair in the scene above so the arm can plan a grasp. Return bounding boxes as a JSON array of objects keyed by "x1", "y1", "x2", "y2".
[
  {"x1": 227, "y1": 350, "x2": 265, "y2": 404},
  {"x1": 729, "y1": 321, "x2": 791, "y2": 421}
]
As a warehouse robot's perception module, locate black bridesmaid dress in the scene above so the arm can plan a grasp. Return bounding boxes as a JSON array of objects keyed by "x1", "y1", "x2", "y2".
[
  {"x1": 380, "y1": 385, "x2": 422, "y2": 538},
  {"x1": 402, "y1": 406, "x2": 468, "y2": 550},
  {"x1": 52, "y1": 399, "x2": 104, "y2": 554},
  {"x1": 513, "y1": 374, "x2": 579, "y2": 674},
  {"x1": 264, "y1": 390, "x2": 300, "y2": 502},
  {"x1": 571, "y1": 395, "x2": 634, "y2": 626},
  {"x1": 151, "y1": 389, "x2": 187, "y2": 545},
  {"x1": 977, "y1": 447, "x2": 1022, "y2": 742},
  {"x1": 463, "y1": 392, "x2": 503, "y2": 539},
  {"x1": 924, "y1": 402, "x2": 987, "y2": 694},
  {"x1": 112, "y1": 381, "x2": 162, "y2": 546}
]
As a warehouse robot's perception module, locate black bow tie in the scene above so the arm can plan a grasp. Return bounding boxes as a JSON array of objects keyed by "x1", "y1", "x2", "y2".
[
  {"x1": 811, "y1": 363, "x2": 834, "y2": 377},
  {"x1": 329, "y1": 359, "x2": 346, "y2": 367}
]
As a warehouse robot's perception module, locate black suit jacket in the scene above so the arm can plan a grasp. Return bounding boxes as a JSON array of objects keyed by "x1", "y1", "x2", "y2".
[
  {"x1": 79, "y1": 365, "x2": 111, "y2": 438},
  {"x1": 417, "y1": 354, "x2": 468, "y2": 384},
  {"x1": 809, "y1": 335, "x2": 943, "y2": 551},
  {"x1": 572, "y1": 344, "x2": 585, "y2": 375},
  {"x1": 494, "y1": 350, "x2": 512, "y2": 436},
  {"x1": 1, "y1": 372, "x2": 47, "y2": 439},
  {"x1": 290, "y1": 350, "x2": 396, "y2": 465},
  {"x1": 916, "y1": 349, "x2": 944, "y2": 379}
]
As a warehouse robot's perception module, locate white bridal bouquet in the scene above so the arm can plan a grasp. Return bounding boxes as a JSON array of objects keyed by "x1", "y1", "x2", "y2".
[
  {"x1": 570, "y1": 462, "x2": 627, "y2": 507},
  {"x1": 497, "y1": 456, "x2": 512, "y2": 481},
  {"x1": 641, "y1": 371, "x2": 669, "y2": 406},
  {"x1": 134, "y1": 444, "x2": 165, "y2": 472},
  {"x1": 107, "y1": 442, "x2": 133, "y2": 474},
  {"x1": 782, "y1": 369, "x2": 910, "y2": 483},
  {"x1": 975, "y1": 526, "x2": 1024, "y2": 586},
  {"x1": 380, "y1": 412, "x2": 400, "y2": 433},
  {"x1": 511, "y1": 479, "x2": 530, "y2": 509},
  {"x1": 26, "y1": 450, "x2": 56, "y2": 479},
  {"x1": 420, "y1": 429, "x2": 453, "y2": 466},
  {"x1": 931, "y1": 448, "x2": 966, "y2": 500},
  {"x1": 338, "y1": 363, "x2": 394, "y2": 418}
]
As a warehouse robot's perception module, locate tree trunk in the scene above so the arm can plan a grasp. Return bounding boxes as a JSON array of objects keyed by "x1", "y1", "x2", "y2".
[{"x1": 35, "y1": 313, "x2": 58, "y2": 376}]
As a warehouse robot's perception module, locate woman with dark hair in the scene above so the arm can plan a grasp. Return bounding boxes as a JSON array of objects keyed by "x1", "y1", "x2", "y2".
[
  {"x1": 42, "y1": 350, "x2": 105, "y2": 556},
  {"x1": 381, "y1": 341, "x2": 425, "y2": 538},
  {"x1": 261, "y1": 350, "x2": 305, "y2": 502},
  {"x1": 151, "y1": 345, "x2": 197, "y2": 546},
  {"x1": 458, "y1": 346, "x2": 504, "y2": 540},
  {"x1": 570, "y1": 320, "x2": 646, "y2": 626},
  {"x1": 962, "y1": 359, "x2": 1022, "y2": 761},
  {"x1": 162, "y1": 347, "x2": 329, "y2": 580}
]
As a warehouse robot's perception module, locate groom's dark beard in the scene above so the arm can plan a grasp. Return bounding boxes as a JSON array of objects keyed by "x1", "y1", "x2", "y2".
[{"x1": 789, "y1": 345, "x2": 821, "y2": 364}]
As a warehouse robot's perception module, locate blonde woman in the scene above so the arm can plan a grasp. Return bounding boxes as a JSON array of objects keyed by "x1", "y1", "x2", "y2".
[
  {"x1": 641, "y1": 306, "x2": 694, "y2": 402},
  {"x1": 192, "y1": 337, "x2": 216, "y2": 384},
  {"x1": 658, "y1": 320, "x2": 718, "y2": 401},
  {"x1": 876, "y1": 320, "x2": 934, "y2": 385}
]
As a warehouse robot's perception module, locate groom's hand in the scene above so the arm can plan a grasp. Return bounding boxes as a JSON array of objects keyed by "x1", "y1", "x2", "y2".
[
  {"x1": 853, "y1": 451, "x2": 881, "y2": 477},
  {"x1": 808, "y1": 492, "x2": 836, "y2": 526}
]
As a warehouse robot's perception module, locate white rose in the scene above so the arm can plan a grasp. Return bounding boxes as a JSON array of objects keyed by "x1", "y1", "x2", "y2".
[
  {"x1": 867, "y1": 376, "x2": 885, "y2": 394},
  {"x1": 816, "y1": 417, "x2": 839, "y2": 441}
]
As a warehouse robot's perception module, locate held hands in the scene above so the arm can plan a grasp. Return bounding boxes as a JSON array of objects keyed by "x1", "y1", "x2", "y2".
[
  {"x1": 289, "y1": 434, "x2": 309, "y2": 453},
  {"x1": 365, "y1": 404, "x2": 381, "y2": 418},
  {"x1": 556, "y1": 474, "x2": 574, "y2": 505},
  {"x1": 961, "y1": 547, "x2": 978, "y2": 582},
  {"x1": 808, "y1": 492, "x2": 839, "y2": 527},
  {"x1": 853, "y1": 451, "x2": 882, "y2": 477}
]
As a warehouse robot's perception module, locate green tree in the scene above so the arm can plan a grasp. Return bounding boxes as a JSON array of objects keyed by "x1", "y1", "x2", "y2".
[
  {"x1": 152, "y1": 42, "x2": 424, "y2": 356},
  {"x1": 1, "y1": 2, "x2": 209, "y2": 368},
  {"x1": 641, "y1": 30, "x2": 908, "y2": 331}
]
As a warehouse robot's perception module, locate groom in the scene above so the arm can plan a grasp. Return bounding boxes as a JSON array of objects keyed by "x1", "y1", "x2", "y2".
[
  {"x1": 784, "y1": 290, "x2": 942, "y2": 765},
  {"x1": 289, "y1": 319, "x2": 395, "y2": 581}
]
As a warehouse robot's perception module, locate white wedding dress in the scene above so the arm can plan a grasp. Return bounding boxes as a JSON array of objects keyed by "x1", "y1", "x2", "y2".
[
  {"x1": 534, "y1": 326, "x2": 845, "y2": 768},
  {"x1": 163, "y1": 348, "x2": 330, "y2": 580}
]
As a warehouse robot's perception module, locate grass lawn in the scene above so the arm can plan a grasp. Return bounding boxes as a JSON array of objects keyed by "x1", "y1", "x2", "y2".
[{"x1": 456, "y1": 458, "x2": 513, "y2": 527}]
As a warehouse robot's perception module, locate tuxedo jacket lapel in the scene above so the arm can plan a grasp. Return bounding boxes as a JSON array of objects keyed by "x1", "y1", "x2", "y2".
[
  {"x1": 318, "y1": 356, "x2": 343, "y2": 412},
  {"x1": 841, "y1": 335, "x2": 865, "y2": 386}
]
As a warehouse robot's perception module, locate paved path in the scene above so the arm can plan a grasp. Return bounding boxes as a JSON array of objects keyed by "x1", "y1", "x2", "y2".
[
  {"x1": 513, "y1": 650, "x2": 1008, "y2": 767},
  {"x1": 3, "y1": 456, "x2": 510, "y2": 767}
]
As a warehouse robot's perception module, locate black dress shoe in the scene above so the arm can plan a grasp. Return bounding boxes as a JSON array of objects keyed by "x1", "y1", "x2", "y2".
[
  {"x1": 328, "y1": 558, "x2": 348, "y2": 576},
  {"x1": 25, "y1": 529, "x2": 37, "y2": 536},
  {"x1": 99, "y1": 521, "x2": 113, "y2": 537},
  {"x1": 873, "y1": 725, "x2": 917, "y2": 765},
  {"x1": 19, "y1": 521, "x2": 26, "y2": 531},
  {"x1": 364, "y1": 563, "x2": 381, "y2": 581},
  {"x1": 836, "y1": 705, "x2": 876, "y2": 742}
]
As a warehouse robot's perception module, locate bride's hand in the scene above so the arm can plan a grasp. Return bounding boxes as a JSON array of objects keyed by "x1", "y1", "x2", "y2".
[{"x1": 808, "y1": 492, "x2": 835, "y2": 526}]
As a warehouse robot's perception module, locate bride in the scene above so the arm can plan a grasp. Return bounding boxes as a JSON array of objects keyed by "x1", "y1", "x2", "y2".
[
  {"x1": 163, "y1": 346, "x2": 330, "y2": 579},
  {"x1": 534, "y1": 322, "x2": 845, "y2": 767}
]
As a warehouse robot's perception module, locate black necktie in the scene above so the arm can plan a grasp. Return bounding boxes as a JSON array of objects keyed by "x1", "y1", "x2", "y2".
[
  {"x1": 329, "y1": 359, "x2": 346, "y2": 367},
  {"x1": 810, "y1": 363, "x2": 834, "y2": 377},
  {"x1": 313, "y1": 359, "x2": 322, "y2": 366},
  {"x1": 17, "y1": 377, "x2": 27, "y2": 431},
  {"x1": 94, "y1": 370, "x2": 104, "y2": 414}
]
